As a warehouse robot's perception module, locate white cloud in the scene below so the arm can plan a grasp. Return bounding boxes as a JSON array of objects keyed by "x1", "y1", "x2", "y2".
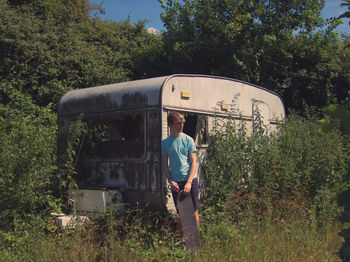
[{"x1": 147, "y1": 27, "x2": 159, "y2": 35}]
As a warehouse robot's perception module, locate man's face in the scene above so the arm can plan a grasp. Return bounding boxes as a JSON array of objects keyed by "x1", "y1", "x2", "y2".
[{"x1": 170, "y1": 118, "x2": 184, "y2": 134}]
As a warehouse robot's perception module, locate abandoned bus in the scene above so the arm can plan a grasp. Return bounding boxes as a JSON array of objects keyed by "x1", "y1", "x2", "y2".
[{"x1": 57, "y1": 74, "x2": 285, "y2": 214}]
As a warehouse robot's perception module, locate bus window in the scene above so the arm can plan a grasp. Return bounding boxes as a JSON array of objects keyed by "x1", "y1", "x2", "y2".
[
  {"x1": 183, "y1": 114, "x2": 197, "y2": 139},
  {"x1": 71, "y1": 111, "x2": 145, "y2": 161},
  {"x1": 182, "y1": 113, "x2": 208, "y2": 147},
  {"x1": 195, "y1": 116, "x2": 208, "y2": 146}
]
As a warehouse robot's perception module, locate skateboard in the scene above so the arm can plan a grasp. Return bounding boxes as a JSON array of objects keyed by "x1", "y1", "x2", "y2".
[{"x1": 177, "y1": 190, "x2": 200, "y2": 250}]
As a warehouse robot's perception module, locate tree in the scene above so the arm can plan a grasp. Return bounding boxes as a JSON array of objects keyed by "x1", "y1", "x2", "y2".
[
  {"x1": 0, "y1": 0, "x2": 165, "y2": 229},
  {"x1": 159, "y1": 0, "x2": 349, "y2": 113},
  {"x1": 0, "y1": 0, "x2": 164, "y2": 107}
]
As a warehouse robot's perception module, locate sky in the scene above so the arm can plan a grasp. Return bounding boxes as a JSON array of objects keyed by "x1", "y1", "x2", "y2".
[{"x1": 92, "y1": 0, "x2": 349, "y2": 34}]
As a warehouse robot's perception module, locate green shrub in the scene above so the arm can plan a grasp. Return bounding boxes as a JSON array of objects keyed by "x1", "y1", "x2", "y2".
[
  {"x1": 0, "y1": 84, "x2": 59, "y2": 230},
  {"x1": 0, "y1": 0, "x2": 165, "y2": 108},
  {"x1": 203, "y1": 112, "x2": 348, "y2": 226}
]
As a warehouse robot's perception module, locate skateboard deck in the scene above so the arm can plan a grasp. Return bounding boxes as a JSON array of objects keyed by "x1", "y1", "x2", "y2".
[{"x1": 177, "y1": 190, "x2": 200, "y2": 250}]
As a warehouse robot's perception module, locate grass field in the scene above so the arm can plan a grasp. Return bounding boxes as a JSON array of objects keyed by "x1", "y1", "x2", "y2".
[{"x1": 0, "y1": 209, "x2": 345, "y2": 262}]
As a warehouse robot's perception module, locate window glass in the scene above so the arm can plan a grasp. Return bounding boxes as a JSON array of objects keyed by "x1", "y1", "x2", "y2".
[{"x1": 71, "y1": 111, "x2": 145, "y2": 160}]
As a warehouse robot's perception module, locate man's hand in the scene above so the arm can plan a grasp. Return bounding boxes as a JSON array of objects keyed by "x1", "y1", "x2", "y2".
[
  {"x1": 184, "y1": 182, "x2": 192, "y2": 194},
  {"x1": 169, "y1": 180, "x2": 180, "y2": 192}
]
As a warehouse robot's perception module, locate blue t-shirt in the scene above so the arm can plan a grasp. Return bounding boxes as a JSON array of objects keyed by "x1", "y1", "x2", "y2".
[{"x1": 161, "y1": 133, "x2": 197, "y2": 182}]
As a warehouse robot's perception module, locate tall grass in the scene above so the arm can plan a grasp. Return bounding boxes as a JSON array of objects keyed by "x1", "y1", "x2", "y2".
[
  {"x1": 201, "y1": 218, "x2": 342, "y2": 261},
  {"x1": 0, "y1": 209, "x2": 344, "y2": 262},
  {"x1": 0, "y1": 112, "x2": 347, "y2": 261}
]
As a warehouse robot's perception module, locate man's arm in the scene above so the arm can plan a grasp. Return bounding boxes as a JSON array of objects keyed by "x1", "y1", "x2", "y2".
[
  {"x1": 184, "y1": 152, "x2": 197, "y2": 194},
  {"x1": 162, "y1": 152, "x2": 180, "y2": 192}
]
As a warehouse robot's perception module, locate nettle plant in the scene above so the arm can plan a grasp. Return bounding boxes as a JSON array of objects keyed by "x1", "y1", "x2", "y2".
[{"x1": 202, "y1": 105, "x2": 348, "y2": 226}]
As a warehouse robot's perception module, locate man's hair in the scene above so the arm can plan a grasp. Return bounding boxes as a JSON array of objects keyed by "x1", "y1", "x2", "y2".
[{"x1": 167, "y1": 112, "x2": 185, "y2": 125}]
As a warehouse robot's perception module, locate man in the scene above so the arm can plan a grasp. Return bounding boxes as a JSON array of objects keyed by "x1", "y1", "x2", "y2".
[{"x1": 161, "y1": 111, "x2": 199, "y2": 239}]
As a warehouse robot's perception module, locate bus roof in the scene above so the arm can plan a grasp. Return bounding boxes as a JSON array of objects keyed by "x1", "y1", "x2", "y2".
[
  {"x1": 58, "y1": 74, "x2": 285, "y2": 119},
  {"x1": 58, "y1": 75, "x2": 168, "y2": 117}
]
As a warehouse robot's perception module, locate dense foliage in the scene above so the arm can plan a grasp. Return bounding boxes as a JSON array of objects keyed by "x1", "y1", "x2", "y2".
[
  {"x1": 0, "y1": 115, "x2": 347, "y2": 261},
  {"x1": 0, "y1": 1, "x2": 349, "y2": 259},
  {"x1": 0, "y1": 0, "x2": 164, "y2": 229},
  {"x1": 0, "y1": 86, "x2": 58, "y2": 230},
  {"x1": 0, "y1": 0, "x2": 164, "y2": 108},
  {"x1": 203, "y1": 112, "x2": 348, "y2": 228},
  {"x1": 159, "y1": 0, "x2": 350, "y2": 113}
]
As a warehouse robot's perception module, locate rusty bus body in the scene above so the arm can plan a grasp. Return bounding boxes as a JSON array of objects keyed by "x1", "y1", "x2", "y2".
[{"x1": 58, "y1": 74, "x2": 285, "y2": 214}]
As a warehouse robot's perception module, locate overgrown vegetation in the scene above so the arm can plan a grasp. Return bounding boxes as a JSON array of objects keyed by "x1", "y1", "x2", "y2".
[
  {"x1": 0, "y1": 0, "x2": 349, "y2": 260},
  {"x1": 0, "y1": 209, "x2": 344, "y2": 261},
  {"x1": 159, "y1": 0, "x2": 350, "y2": 113},
  {"x1": 0, "y1": 0, "x2": 164, "y2": 230},
  {"x1": 0, "y1": 113, "x2": 348, "y2": 261},
  {"x1": 0, "y1": 85, "x2": 59, "y2": 231},
  {"x1": 203, "y1": 110, "x2": 348, "y2": 228}
]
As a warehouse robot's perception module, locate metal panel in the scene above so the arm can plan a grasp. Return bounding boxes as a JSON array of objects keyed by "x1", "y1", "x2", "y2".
[
  {"x1": 58, "y1": 76, "x2": 169, "y2": 117},
  {"x1": 73, "y1": 189, "x2": 123, "y2": 212},
  {"x1": 59, "y1": 74, "x2": 285, "y2": 121},
  {"x1": 161, "y1": 75, "x2": 285, "y2": 120}
]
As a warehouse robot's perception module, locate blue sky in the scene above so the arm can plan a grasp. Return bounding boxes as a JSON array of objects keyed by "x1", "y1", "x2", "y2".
[{"x1": 93, "y1": 0, "x2": 349, "y2": 34}]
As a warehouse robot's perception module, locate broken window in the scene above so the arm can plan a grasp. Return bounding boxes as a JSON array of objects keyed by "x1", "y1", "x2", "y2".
[
  {"x1": 195, "y1": 116, "x2": 208, "y2": 146},
  {"x1": 183, "y1": 114, "x2": 197, "y2": 139},
  {"x1": 182, "y1": 113, "x2": 208, "y2": 147}
]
